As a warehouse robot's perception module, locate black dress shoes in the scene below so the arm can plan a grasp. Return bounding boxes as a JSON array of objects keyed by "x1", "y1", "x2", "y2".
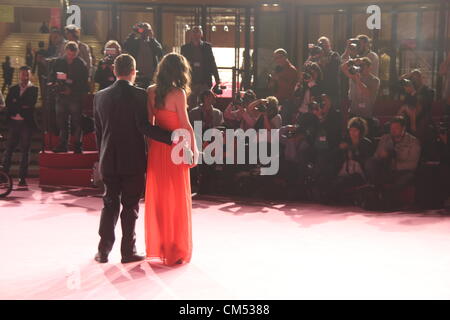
[
  {"x1": 18, "y1": 178, "x2": 27, "y2": 187},
  {"x1": 121, "y1": 254, "x2": 146, "y2": 264},
  {"x1": 94, "y1": 252, "x2": 108, "y2": 263}
]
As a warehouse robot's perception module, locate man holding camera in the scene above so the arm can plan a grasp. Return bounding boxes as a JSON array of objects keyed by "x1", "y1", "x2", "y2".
[
  {"x1": 123, "y1": 22, "x2": 163, "y2": 89},
  {"x1": 365, "y1": 116, "x2": 421, "y2": 209},
  {"x1": 341, "y1": 57, "x2": 380, "y2": 136},
  {"x1": 95, "y1": 40, "x2": 122, "y2": 90},
  {"x1": 268, "y1": 49, "x2": 298, "y2": 103},
  {"x1": 49, "y1": 41, "x2": 89, "y2": 153},
  {"x1": 342, "y1": 35, "x2": 379, "y2": 77},
  {"x1": 307, "y1": 37, "x2": 341, "y2": 106},
  {"x1": 1, "y1": 66, "x2": 38, "y2": 187},
  {"x1": 181, "y1": 26, "x2": 221, "y2": 109}
]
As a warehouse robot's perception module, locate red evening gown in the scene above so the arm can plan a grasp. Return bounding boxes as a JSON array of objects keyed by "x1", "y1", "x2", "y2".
[{"x1": 144, "y1": 107, "x2": 193, "y2": 266}]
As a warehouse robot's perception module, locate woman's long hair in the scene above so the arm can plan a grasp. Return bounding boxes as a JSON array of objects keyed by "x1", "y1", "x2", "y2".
[{"x1": 154, "y1": 53, "x2": 191, "y2": 108}]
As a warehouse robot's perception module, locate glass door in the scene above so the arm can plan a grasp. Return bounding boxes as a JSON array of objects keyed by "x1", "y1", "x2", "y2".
[{"x1": 205, "y1": 7, "x2": 254, "y2": 98}]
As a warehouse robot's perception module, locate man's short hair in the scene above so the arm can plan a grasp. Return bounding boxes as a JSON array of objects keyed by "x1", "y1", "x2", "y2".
[
  {"x1": 273, "y1": 48, "x2": 288, "y2": 57},
  {"x1": 114, "y1": 54, "x2": 136, "y2": 77},
  {"x1": 391, "y1": 115, "x2": 406, "y2": 127},
  {"x1": 65, "y1": 24, "x2": 81, "y2": 39},
  {"x1": 357, "y1": 34, "x2": 371, "y2": 43},
  {"x1": 65, "y1": 41, "x2": 79, "y2": 52},
  {"x1": 19, "y1": 66, "x2": 31, "y2": 72}
]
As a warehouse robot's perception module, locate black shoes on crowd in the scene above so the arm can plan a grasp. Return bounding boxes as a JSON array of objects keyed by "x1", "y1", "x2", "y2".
[
  {"x1": 18, "y1": 178, "x2": 27, "y2": 187},
  {"x1": 94, "y1": 252, "x2": 146, "y2": 264},
  {"x1": 121, "y1": 254, "x2": 146, "y2": 264}
]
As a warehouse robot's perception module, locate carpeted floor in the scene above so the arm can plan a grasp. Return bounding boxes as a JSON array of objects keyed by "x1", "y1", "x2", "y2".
[{"x1": 1, "y1": 179, "x2": 450, "y2": 299}]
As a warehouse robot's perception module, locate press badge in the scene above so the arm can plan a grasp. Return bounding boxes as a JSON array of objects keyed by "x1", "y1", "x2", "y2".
[
  {"x1": 358, "y1": 103, "x2": 366, "y2": 109},
  {"x1": 194, "y1": 62, "x2": 201, "y2": 68},
  {"x1": 319, "y1": 136, "x2": 327, "y2": 142}
]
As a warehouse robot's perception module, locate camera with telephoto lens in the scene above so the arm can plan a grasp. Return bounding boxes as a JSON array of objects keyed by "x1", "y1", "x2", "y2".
[
  {"x1": 255, "y1": 101, "x2": 268, "y2": 112},
  {"x1": 48, "y1": 71, "x2": 69, "y2": 95},
  {"x1": 348, "y1": 38, "x2": 360, "y2": 51},
  {"x1": 132, "y1": 22, "x2": 147, "y2": 33},
  {"x1": 347, "y1": 59, "x2": 361, "y2": 75},
  {"x1": 103, "y1": 47, "x2": 118, "y2": 66},
  {"x1": 399, "y1": 78, "x2": 413, "y2": 88},
  {"x1": 308, "y1": 44, "x2": 323, "y2": 59}
]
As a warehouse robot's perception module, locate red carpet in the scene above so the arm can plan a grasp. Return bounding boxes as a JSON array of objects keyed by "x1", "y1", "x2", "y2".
[{"x1": 1, "y1": 180, "x2": 450, "y2": 299}]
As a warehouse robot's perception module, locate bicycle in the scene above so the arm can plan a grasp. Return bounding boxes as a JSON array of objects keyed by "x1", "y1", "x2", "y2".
[{"x1": 0, "y1": 134, "x2": 13, "y2": 198}]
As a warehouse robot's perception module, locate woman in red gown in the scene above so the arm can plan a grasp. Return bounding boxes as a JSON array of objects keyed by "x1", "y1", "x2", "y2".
[{"x1": 145, "y1": 53, "x2": 199, "y2": 266}]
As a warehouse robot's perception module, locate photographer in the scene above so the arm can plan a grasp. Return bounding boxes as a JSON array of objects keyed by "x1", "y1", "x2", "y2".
[
  {"x1": 244, "y1": 96, "x2": 282, "y2": 132},
  {"x1": 342, "y1": 35, "x2": 379, "y2": 77},
  {"x1": 49, "y1": 41, "x2": 89, "y2": 153},
  {"x1": 181, "y1": 26, "x2": 221, "y2": 109},
  {"x1": 307, "y1": 37, "x2": 341, "y2": 106},
  {"x1": 94, "y1": 40, "x2": 122, "y2": 90},
  {"x1": 123, "y1": 22, "x2": 163, "y2": 89},
  {"x1": 224, "y1": 89, "x2": 257, "y2": 129},
  {"x1": 416, "y1": 117, "x2": 450, "y2": 208},
  {"x1": 310, "y1": 94, "x2": 343, "y2": 202},
  {"x1": 328, "y1": 117, "x2": 374, "y2": 204},
  {"x1": 399, "y1": 69, "x2": 434, "y2": 116},
  {"x1": 341, "y1": 57, "x2": 380, "y2": 136},
  {"x1": 189, "y1": 89, "x2": 224, "y2": 131},
  {"x1": 290, "y1": 62, "x2": 323, "y2": 125},
  {"x1": 365, "y1": 116, "x2": 421, "y2": 210},
  {"x1": 268, "y1": 49, "x2": 298, "y2": 103},
  {"x1": 64, "y1": 25, "x2": 92, "y2": 77}
]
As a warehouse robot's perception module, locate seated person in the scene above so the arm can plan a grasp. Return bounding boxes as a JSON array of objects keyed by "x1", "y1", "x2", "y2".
[
  {"x1": 224, "y1": 89, "x2": 256, "y2": 129},
  {"x1": 189, "y1": 89, "x2": 224, "y2": 131},
  {"x1": 329, "y1": 117, "x2": 374, "y2": 203},
  {"x1": 397, "y1": 76, "x2": 434, "y2": 144},
  {"x1": 239, "y1": 96, "x2": 281, "y2": 131},
  {"x1": 365, "y1": 116, "x2": 421, "y2": 209}
]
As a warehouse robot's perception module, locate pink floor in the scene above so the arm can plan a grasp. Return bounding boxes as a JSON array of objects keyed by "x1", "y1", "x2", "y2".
[{"x1": 1, "y1": 179, "x2": 450, "y2": 299}]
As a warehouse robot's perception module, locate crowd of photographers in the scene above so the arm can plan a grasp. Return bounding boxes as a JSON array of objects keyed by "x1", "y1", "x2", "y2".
[
  {"x1": 214, "y1": 34, "x2": 449, "y2": 210},
  {"x1": 0, "y1": 23, "x2": 449, "y2": 210}
]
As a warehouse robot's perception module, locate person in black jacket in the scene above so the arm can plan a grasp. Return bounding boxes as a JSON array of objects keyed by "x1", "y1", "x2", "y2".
[
  {"x1": 94, "y1": 40, "x2": 121, "y2": 91},
  {"x1": 93, "y1": 54, "x2": 173, "y2": 264},
  {"x1": 1, "y1": 66, "x2": 38, "y2": 186},
  {"x1": 328, "y1": 117, "x2": 374, "y2": 203},
  {"x1": 181, "y1": 26, "x2": 221, "y2": 109},
  {"x1": 123, "y1": 22, "x2": 163, "y2": 89},
  {"x1": 32, "y1": 41, "x2": 48, "y2": 101},
  {"x1": 49, "y1": 41, "x2": 89, "y2": 153},
  {"x1": 2, "y1": 56, "x2": 14, "y2": 94}
]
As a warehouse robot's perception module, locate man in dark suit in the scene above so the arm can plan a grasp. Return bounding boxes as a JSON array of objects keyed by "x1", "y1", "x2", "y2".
[
  {"x1": 1, "y1": 66, "x2": 38, "y2": 187},
  {"x1": 93, "y1": 54, "x2": 173, "y2": 264},
  {"x1": 181, "y1": 26, "x2": 221, "y2": 109},
  {"x1": 123, "y1": 22, "x2": 163, "y2": 89}
]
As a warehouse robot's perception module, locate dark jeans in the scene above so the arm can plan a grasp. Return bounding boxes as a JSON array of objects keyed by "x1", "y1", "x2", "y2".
[
  {"x1": 98, "y1": 173, "x2": 145, "y2": 258},
  {"x1": 55, "y1": 95, "x2": 82, "y2": 148},
  {"x1": 365, "y1": 157, "x2": 415, "y2": 206},
  {"x1": 1, "y1": 120, "x2": 32, "y2": 179}
]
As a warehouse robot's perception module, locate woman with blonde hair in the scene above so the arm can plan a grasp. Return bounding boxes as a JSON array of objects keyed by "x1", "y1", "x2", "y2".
[{"x1": 145, "y1": 53, "x2": 199, "y2": 266}]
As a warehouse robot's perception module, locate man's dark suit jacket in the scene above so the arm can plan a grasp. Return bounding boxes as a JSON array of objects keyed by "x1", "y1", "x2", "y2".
[
  {"x1": 123, "y1": 34, "x2": 163, "y2": 76},
  {"x1": 5, "y1": 84, "x2": 38, "y2": 128},
  {"x1": 93, "y1": 80, "x2": 172, "y2": 177},
  {"x1": 181, "y1": 41, "x2": 220, "y2": 88}
]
